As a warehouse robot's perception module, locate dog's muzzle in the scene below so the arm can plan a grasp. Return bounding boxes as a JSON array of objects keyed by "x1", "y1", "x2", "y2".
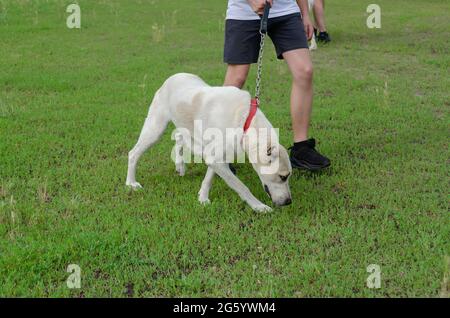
[
  {"x1": 265, "y1": 185, "x2": 292, "y2": 207},
  {"x1": 281, "y1": 197, "x2": 292, "y2": 206}
]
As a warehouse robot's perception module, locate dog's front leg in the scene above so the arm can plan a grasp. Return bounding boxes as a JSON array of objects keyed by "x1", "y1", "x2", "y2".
[
  {"x1": 209, "y1": 163, "x2": 272, "y2": 213},
  {"x1": 198, "y1": 167, "x2": 215, "y2": 204}
]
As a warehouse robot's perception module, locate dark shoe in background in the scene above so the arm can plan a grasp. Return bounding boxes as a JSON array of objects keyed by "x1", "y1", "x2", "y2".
[
  {"x1": 317, "y1": 31, "x2": 331, "y2": 43},
  {"x1": 290, "y1": 138, "x2": 331, "y2": 171}
]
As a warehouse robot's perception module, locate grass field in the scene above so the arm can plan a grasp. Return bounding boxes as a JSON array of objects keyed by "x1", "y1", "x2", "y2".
[{"x1": 0, "y1": 0, "x2": 449, "y2": 297}]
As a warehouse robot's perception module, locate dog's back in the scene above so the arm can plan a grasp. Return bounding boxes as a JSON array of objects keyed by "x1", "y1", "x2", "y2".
[{"x1": 157, "y1": 73, "x2": 251, "y2": 133}]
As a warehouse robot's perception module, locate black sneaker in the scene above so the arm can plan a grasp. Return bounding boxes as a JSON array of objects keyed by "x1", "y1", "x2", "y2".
[
  {"x1": 290, "y1": 138, "x2": 331, "y2": 171},
  {"x1": 317, "y1": 31, "x2": 331, "y2": 43}
]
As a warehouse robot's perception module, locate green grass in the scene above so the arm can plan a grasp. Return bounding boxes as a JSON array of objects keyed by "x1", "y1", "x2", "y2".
[{"x1": 0, "y1": 0, "x2": 449, "y2": 297}]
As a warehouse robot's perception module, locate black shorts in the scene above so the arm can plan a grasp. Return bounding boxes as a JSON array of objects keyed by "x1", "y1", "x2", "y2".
[{"x1": 224, "y1": 13, "x2": 308, "y2": 64}]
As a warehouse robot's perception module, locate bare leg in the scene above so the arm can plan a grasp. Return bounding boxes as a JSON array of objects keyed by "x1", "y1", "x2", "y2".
[
  {"x1": 224, "y1": 64, "x2": 251, "y2": 88},
  {"x1": 313, "y1": 0, "x2": 327, "y2": 32},
  {"x1": 282, "y1": 49, "x2": 314, "y2": 143}
]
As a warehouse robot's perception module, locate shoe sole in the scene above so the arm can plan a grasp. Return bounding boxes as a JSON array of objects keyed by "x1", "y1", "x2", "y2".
[{"x1": 290, "y1": 158, "x2": 331, "y2": 171}]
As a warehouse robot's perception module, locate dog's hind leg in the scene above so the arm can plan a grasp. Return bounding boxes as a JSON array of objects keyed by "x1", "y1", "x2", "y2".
[
  {"x1": 198, "y1": 167, "x2": 215, "y2": 204},
  {"x1": 209, "y1": 163, "x2": 272, "y2": 213},
  {"x1": 126, "y1": 93, "x2": 169, "y2": 189}
]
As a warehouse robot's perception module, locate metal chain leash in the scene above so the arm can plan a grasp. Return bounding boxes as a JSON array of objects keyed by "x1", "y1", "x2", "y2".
[
  {"x1": 254, "y1": 31, "x2": 266, "y2": 102},
  {"x1": 254, "y1": 2, "x2": 271, "y2": 103}
]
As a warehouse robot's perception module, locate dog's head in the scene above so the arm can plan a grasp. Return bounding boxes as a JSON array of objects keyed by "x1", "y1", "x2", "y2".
[
  {"x1": 254, "y1": 143, "x2": 292, "y2": 207},
  {"x1": 244, "y1": 129, "x2": 292, "y2": 207}
]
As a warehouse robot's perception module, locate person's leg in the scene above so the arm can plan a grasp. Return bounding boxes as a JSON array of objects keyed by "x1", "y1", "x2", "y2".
[
  {"x1": 282, "y1": 48, "x2": 313, "y2": 143},
  {"x1": 223, "y1": 17, "x2": 259, "y2": 88},
  {"x1": 224, "y1": 64, "x2": 251, "y2": 88},
  {"x1": 313, "y1": 0, "x2": 331, "y2": 43},
  {"x1": 283, "y1": 48, "x2": 330, "y2": 170},
  {"x1": 313, "y1": 0, "x2": 327, "y2": 33}
]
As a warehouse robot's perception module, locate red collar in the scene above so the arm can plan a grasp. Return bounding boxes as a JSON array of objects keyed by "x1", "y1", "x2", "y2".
[{"x1": 243, "y1": 98, "x2": 259, "y2": 133}]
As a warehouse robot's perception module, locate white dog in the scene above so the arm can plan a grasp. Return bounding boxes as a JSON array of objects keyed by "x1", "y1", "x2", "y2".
[{"x1": 126, "y1": 73, "x2": 292, "y2": 212}]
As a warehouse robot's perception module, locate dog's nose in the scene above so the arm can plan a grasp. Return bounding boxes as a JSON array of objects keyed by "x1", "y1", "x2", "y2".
[{"x1": 283, "y1": 198, "x2": 292, "y2": 206}]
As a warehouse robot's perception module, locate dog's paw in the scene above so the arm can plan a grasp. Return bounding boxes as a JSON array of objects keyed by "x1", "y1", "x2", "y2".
[
  {"x1": 176, "y1": 164, "x2": 186, "y2": 177},
  {"x1": 253, "y1": 204, "x2": 272, "y2": 213},
  {"x1": 198, "y1": 195, "x2": 211, "y2": 205},
  {"x1": 126, "y1": 182, "x2": 143, "y2": 190}
]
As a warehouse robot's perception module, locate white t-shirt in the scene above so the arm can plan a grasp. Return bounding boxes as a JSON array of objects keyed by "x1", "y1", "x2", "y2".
[{"x1": 226, "y1": 0, "x2": 300, "y2": 20}]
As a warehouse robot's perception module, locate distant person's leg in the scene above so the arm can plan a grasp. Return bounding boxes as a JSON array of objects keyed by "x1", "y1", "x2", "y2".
[
  {"x1": 313, "y1": 0, "x2": 331, "y2": 43},
  {"x1": 313, "y1": 0, "x2": 327, "y2": 33}
]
